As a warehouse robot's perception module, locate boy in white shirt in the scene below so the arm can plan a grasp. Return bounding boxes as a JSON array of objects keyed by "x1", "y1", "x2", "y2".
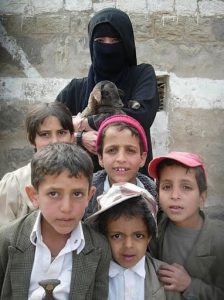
[
  {"x1": 0, "y1": 143, "x2": 111, "y2": 299},
  {"x1": 87, "y1": 182, "x2": 171, "y2": 300}
]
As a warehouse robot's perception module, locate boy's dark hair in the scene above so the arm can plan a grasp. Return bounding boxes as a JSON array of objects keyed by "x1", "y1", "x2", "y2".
[
  {"x1": 97, "y1": 122, "x2": 144, "y2": 155},
  {"x1": 156, "y1": 159, "x2": 207, "y2": 194},
  {"x1": 31, "y1": 143, "x2": 93, "y2": 190},
  {"x1": 96, "y1": 196, "x2": 157, "y2": 237},
  {"x1": 26, "y1": 102, "x2": 74, "y2": 145}
]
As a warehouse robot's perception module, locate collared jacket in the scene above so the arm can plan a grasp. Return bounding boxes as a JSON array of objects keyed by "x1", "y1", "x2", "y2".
[
  {"x1": 0, "y1": 211, "x2": 111, "y2": 300},
  {"x1": 0, "y1": 163, "x2": 35, "y2": 227},
  {"x1": 150, "y1": 212, "x2": 224, "y2": 300},
  {"x1": 144, "y1": 253, "x2": 169, "y2": 299}
]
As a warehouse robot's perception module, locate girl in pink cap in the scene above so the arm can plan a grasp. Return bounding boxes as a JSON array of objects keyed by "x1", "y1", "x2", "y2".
[
  {"x1": 148, "y1": 151, "x2": 224, "y2": 300},
  {"x1": 83, "y1": 114, "x2": 156, "y2": 220}
]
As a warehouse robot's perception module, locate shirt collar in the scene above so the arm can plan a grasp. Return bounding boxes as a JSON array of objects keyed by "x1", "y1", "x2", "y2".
[
  {"x1": 30, "y1": 211, "x2": 85, "y2": 254},
  {"x1": 104, "y1": 175, "x2": 144, "y2": 192},
  {"x1": 109, "y1": 256, "x2": 146, "y2": 278}
]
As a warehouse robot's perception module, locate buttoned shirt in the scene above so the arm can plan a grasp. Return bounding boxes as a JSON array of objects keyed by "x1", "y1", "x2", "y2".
[
  {"x1": 28, "y1": 211, "x2": 85, "y2": 299},
  {"x1": 104, "y1": 175, "x2": 144, "y2": 192},
  {"x1": 109, "y1": 256, "x2": 145, "y2": 300}
]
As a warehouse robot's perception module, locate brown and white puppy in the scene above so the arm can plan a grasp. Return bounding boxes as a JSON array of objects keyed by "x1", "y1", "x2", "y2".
[{"x1": 81, "y1": 80, "x2": 125, "y2": 117}]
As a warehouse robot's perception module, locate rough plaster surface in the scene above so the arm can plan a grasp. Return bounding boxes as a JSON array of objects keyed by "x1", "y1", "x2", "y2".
[{"x1": 0, "y1": 0, "x2": 224, "y2": 208}]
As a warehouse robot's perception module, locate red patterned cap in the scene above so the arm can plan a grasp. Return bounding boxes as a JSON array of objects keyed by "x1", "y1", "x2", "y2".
[{"x1": 96, "y1": 114, "x2": 148, "y2": 152}]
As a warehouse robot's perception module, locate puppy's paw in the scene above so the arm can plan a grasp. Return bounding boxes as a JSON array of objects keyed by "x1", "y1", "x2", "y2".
[{"x1": 128, "y1": 100, "x2": 141, "y2": 110}]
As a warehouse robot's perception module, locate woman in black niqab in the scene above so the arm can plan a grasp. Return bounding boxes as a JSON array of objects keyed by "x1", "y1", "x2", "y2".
[{"x1": 56, "y1": 7, "x2": 159, "y2": 175}]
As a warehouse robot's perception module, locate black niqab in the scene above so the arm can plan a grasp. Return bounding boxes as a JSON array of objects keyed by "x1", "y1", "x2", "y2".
[{"x1": 83, "y1": 8, "x2": 137, "y2": 109}]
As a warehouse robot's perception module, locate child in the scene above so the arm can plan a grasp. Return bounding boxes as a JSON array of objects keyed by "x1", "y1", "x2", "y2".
[
  {"x1": 148, "y1": 151, "x2": 224, "y2": 299},
  {"x1": 84, "y1": 114, "x2": 156, "y2": 219},
  {"x1": 0, "y1": 102, "x2": 74, "y2": 226},
  {"x1": 0, "y1": 143, "x2": 111, "y2": 299},
  {"x1": 86, "y1": 182, "x2": 168, "y2": 299}
]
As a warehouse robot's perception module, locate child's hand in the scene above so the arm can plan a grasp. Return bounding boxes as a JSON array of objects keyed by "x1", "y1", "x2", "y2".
[{"x1": 158, "y1": 263, "x2": 191, "y2": 292}]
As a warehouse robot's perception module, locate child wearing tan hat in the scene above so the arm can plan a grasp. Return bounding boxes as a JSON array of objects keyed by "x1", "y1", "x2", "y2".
[
  {"x1": 86, "y1": 182, "x2": 172, "y2": 299},
  {"x1": 148, "y1": 151, "x2": 224, "y2": 300},
  {"x1": 84, "y1": 114, "x2": 156, "y2": 219}
]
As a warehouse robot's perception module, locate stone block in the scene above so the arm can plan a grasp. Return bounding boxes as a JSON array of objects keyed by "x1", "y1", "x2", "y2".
[
  {"x1": 146, "y1": 0, "x2": 174, "y2": 13},
  {"x1": 184, "y1": 17, "x2": 214, "y2": 42},
  {"x1": 0, "y1": 0, "x2": 28, "y2": 14},
  {"x1": 199, "y1": 0, "x2": 224, "y2": 16},
  {"x1": 117, "y1": 0, "x2": 146, "y2": 13},
  {"x1": 65, "y1": 0, "x2": 92, "y2": 11},
  {"x1": 0, "y1": 15, "x2": 22, "y2": 34},
  {"x1": 93, "y1": 2, "x2": 115, "y2": 12},
  {"x1": 21, "y1": 16, "x2": 37, "y2": 34},
  {"x1": 175, "y1": 0, "x2": 197, "y2": 15},
  {"x1": 31, "y1": 0, "x2": 63, "y2": 14},
  {"x1": 130, "y1": 13, "x2": 154, "y2": 41},
  {"x1": 70, "y1": 12, "x2": 90, "y2": 36},
  {"x1": 154, "y1": 15, "x2": 184, "y2": 41},
  {"x1": 36, "y1": 14, "x2": 70, "y2": 34},
  {"x1": 212, "y1": 18, "x2": 224, "y2": 41}
]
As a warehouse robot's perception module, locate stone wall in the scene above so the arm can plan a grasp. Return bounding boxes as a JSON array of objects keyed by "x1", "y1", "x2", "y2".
[{"x1": 0, "y1": 0, "x2": 224, "y2": 207}]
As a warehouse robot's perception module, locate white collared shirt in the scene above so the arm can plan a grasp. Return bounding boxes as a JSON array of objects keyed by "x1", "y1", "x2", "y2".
[
  {"x1": 104, "y1": 175, "x2": 144, "y2": 193},
  {"x1": 109, "y1": 256, "x2": 146, "y2": 300},
  {"x1": 28, "y1": 211, "x2": 85, "y2": 300}
]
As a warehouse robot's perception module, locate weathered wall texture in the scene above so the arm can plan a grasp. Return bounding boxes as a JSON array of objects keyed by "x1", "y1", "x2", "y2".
[{"x1": 0, "y1": 0, "x2": 224, "y2": 207}]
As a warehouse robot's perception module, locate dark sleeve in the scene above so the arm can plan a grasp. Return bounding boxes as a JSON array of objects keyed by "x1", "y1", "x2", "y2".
[
  {"x1": 123, "y1": 63, "x2": 160, "y2": 130},
  {"x1": 56, "y1": 78, "x2": 87, "y2": 115}
]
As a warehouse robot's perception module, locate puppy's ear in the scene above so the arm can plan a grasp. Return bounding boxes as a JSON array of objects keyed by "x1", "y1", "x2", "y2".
[{"x1": 92, "y1": 89, "x2": 101, "y2": 103}]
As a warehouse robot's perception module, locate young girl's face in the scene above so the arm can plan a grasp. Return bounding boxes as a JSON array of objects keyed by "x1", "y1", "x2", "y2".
[
  {"x1": 159, "y1": 164, "x2": 206, "y2": 228},
  {"x1": 98, "y1": 127, "x2": 147, "y2": 185},
  {"x1": 106, "y1": 215, "x2": 150, "y2": 268},
  {"x1": 34, "y1": 116, "x2": 74, "y2": 150}
]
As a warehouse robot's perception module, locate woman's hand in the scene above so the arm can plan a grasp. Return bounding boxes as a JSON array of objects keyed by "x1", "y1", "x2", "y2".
[
  {"x1": 72, "y1": 113, "x2": 93, "y2": 132},
  {"x1": 82, "y1": 130, "x2": 98, "y2": 155}
]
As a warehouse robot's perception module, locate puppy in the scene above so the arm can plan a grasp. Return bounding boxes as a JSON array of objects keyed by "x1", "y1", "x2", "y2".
[
  {"x1": 81, "y1": 80, "x2": 125, "y2": 117},
  {"x1": 75, "y1": 80, "x2": 141, "y2": 131}
]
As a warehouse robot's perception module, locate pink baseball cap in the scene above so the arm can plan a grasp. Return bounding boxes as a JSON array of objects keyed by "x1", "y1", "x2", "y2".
[
  {"x1": 148, "y1": 151, "x2": 207, "y2": 181},
  {"x1": 96, "y1": 114, "x2": 148, "y2": 152}
]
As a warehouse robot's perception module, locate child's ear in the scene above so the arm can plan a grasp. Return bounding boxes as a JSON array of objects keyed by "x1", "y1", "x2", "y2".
[
  {"x1": 139, "y1": 151, "x2": 147, "y2": 168},
  {"x1": 88, "y1": 186, "x2": 96, "y2": 202},
  {"x1": 98, "y1": 154, "x2": 104, "y2": 168},
  {"x1": 199, "y1": 191, "x2": 207, "y2": 209},
  {"x1": 25, "y1": 185, "x2": 39, "y2": 208}
]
